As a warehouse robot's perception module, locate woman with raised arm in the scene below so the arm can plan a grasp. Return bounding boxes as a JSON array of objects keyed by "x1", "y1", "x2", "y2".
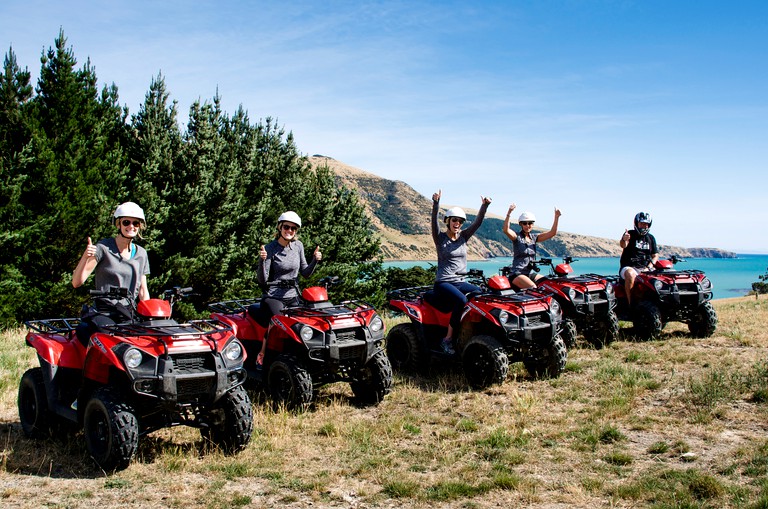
[
  {"x1": 72, "y1": 201, "x2": 150, "y2": 345},
  {"x1": 502, "y1": 204, "x2": 561, "y2": 289},
  {"x1": 431, "y1": 190, "x2": 491, "y2": 354},
  {"x1": 253, "y1": 211, "x2": 322, "y2": 365}
]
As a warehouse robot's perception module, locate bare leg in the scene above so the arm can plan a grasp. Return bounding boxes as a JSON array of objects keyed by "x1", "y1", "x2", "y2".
[{"x1": 513, "y1": 274, "x2": 537, "y2": 289}]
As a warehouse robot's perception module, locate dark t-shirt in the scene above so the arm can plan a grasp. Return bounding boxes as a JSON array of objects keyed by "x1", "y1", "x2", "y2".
[{"x1": 620, "y1": 230, "x2": 658, "y2": 269}]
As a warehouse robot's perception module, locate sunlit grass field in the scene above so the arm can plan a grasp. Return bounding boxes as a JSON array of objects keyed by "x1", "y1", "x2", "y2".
[{"x1": 1, "y1": 297, "x2": 767, "y2": 508}]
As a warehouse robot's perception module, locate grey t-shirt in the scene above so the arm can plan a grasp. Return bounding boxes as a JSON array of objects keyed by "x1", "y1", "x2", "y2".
[
  {"x1": 258, "y1": 239, "x2": 318, "y2": 299},
  {"x1": 431, "y1": 200, "x2": 488, "y2": 283},
  {"x1": 93, "y1": 237, "x2": 150, "y2": 301},
  {"x1": 509, "y1": 232, "x2": 539, "y2": 273}
]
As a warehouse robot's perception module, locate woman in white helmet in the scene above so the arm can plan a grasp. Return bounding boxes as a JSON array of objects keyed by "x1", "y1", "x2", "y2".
[
  {"x1": 72, "y1": 201, "x2": 151, "y2": 345},
  {"x1": 502, "y1": 203, "x2": 561, "y2": 289},
  {"x1": 253, "y1": 211, "x2": 322, "y2": 365},
  {"x1": 431, "y1": 189, "x2": 492, "y2": 355}
]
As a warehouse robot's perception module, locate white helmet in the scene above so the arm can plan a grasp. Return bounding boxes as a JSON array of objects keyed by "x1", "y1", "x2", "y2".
[
  {"x1": 518, "y1": 211, "x2": 536, "y2": 223},
  {"x1": 278, "y1": 211, "x2": 302, "y2": 228},
  {"x1": 113, "y1": 202, "x2": 145, "y2": 222},
  {"x1": 443, "y1": 206, "x2": 466, "y2": 224}
]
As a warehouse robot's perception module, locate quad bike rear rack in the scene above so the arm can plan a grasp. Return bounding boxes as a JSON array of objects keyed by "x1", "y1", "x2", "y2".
[
  {"x1": 385, "y1": 286, "x2": 432, "y2": 303},
  {"x1": 25, "y1": 318, "x2": 81, "y2": 334},
  {"x1": 207, "y1": 298, "x2": 260, "y2": 314}
]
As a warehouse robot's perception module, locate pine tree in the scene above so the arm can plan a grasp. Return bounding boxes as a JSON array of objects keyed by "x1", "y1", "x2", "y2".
[
  {"x1": 18, "y1": 29, "x2": 129, "y2": 316},
  {"x1": 127, "y1": 73, "x2": 182, "y2": 295},
  {"x1": 0, "y1": 46, "x2": 35, "y2": 325}
]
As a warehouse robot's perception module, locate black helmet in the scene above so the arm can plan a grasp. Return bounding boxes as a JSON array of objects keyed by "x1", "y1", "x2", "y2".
[{"x1": 634, "y1": 212, "x2": 652, "y2": 235}]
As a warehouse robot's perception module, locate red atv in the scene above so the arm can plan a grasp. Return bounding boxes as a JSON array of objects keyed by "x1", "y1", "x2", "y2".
[
  {"x1": 18, "y1": 286, "x2": 253, "y2": 471},
  {"x1": 503, "y1": 257, "x2": 619, "y2": 348},
  {"x1": 610, "y1": 256, "x2": 718, "y2": 340},
  {"x1": 208, "y1": 276, "x2": 392, "y2": 409},
  {"x1": 385, "y1": 269, "x2": 567, "y2": 388}
]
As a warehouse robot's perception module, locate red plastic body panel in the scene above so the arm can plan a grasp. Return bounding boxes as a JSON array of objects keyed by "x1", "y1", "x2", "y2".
[
  {"x1": 26, "y1": 331, "x2": 85, "y2": 370},
  {"x1": 137, "y1": 298, "x2": 171, "y2": 318},
  {"x1": 302, "y1": 286, "x2": 328, "y2": 302}
]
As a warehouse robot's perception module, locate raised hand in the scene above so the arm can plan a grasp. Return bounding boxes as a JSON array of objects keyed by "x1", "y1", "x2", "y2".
[
  {"x1": 313, "y1": 245, "x2": 322, "y2": 261},
  {"x1": 622, "y1": 229, "x2": 630, "y2": 243},
  {"x1": 432, "y1": 189, "x2": 441, "y2": 203},
  {"x1": 554, "y1": 207, "x2": 562, "y2": 219},
  {"x1": 481, "y1": 195, "x2": 492, "y2": 205},
  {"x1": 83, "y1": 237, "x2": 96, "y2": 258},
  {"x1": 259, "y1": 245, "x2": 267, "y2": 260}
]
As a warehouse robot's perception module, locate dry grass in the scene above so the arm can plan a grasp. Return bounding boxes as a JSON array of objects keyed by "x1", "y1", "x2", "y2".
[{"x1": 2, "y1": 297, "x2": 768, "y2": 508}]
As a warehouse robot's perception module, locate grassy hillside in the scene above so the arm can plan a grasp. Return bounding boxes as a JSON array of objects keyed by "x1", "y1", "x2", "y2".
[
  {"x1": 1, "y1": 296, "x2": 767, "y2": 508},
  {"x1": 311, "y1": 155, "x2": 737, "y2": 261}
]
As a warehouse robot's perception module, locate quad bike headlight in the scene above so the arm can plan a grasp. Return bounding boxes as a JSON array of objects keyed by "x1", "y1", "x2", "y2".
[
  {"x1": 493, "y1": 309, "x2": 519, "y2": 329},
  {"x1": 223, "y1": 340, "x2": 243, "y2": 362},
  {"x1": 605, "y1": 284, "x2": 614, "y2": 297},
  {"x1": 123, "y1": 348, "x2": 143, "y2": 369},
  {"x1": 567, "y1": 288, "x2": 585, "y2": 303},
  {"x1": 654, "y1": 280, "x2": 665, "y2": 291},
  {"x1": 700, "y1": 277, "x2": 712, "y2": 290},
  {"x1": 549, "y1": 299, "x2": 561, "y2": 316},
  {"x1": 300, "y1": 325, "x2": 315, "y2": 341},
  {"x1": 369, "y1": 315, "x2": 384, "y2": 333}
]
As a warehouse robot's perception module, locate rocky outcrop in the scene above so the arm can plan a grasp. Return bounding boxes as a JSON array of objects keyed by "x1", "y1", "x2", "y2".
[{"x1": 310, "y1": 155, "x2": 737, "y2": 261}]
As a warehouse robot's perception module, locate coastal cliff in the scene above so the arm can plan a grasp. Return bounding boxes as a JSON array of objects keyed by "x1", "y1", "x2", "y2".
[{"x1": 310, "y1": 156, "x2": 737, "y2": 261}]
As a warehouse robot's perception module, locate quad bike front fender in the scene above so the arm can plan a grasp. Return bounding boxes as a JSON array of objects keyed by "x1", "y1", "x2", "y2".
[{"x1": 82, "y1": 333, "x2": 128, "y2": 385}]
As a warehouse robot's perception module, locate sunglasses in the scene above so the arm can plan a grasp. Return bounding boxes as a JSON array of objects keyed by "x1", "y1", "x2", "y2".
[
  {"x1": 121, "y1": 219, "x2": 142, "y2": 227},
  {"x1": 450, "y1": 217, "x2": 465, "y2": 224},
  {"x1": 520, "y1": 221, "x2": 534, "y2": 226},
  {"x1": 281, "y1": 224, "x2": 298, "y2": 232}
]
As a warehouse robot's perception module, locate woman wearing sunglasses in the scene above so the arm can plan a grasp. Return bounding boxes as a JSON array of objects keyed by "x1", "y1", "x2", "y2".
[
  {"x1": 502, "y1": 203, "x2": 561, "y2": 289},
  {"x1": 254, "y1": 211, "x2": 322, "y2": 365},
  {"x1": 72, "y1": 201, "x2": 150, "y2": 345},
  {"x1": 431, "y1": 189, "x2": 492, "y2": 355}
]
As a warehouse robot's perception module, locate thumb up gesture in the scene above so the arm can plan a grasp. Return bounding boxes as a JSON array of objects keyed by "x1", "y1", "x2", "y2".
[
  {"x1": 313, "y1": 246, "x2": 322, "y2": 262},
  {"x1": 83, "y1": 237, "x2": 96, "y2": 258},
  {"x1": 259, "y1": 245, "x2": 267, "y2": 260},
  {"x1": 622, "y1": 229, "x2": 630, "y2": 243}
]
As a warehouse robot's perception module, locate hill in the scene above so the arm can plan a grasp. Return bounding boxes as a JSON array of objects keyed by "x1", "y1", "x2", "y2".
[{"x1": 310, "y1": 155, "x2": 736, "y2": 261}]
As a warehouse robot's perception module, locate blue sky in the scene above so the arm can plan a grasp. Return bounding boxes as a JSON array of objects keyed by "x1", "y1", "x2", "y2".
[{"x1": 3, "y1": 1, "x2": 767, "y2": 253}]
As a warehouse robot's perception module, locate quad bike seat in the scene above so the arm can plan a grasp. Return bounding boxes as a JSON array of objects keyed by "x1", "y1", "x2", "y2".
[{"x1": 422, "y1": 290, "x2": 453, "y2": 313}]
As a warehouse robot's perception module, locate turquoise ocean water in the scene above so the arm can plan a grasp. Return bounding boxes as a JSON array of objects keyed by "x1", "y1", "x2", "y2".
[{"x1": 384, "y1": 254, "x2": 768, "y2": 300}]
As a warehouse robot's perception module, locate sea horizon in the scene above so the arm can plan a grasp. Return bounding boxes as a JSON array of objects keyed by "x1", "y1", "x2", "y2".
[{"x1": 383, "y1": 253, "x2": 768, "y2": 300}]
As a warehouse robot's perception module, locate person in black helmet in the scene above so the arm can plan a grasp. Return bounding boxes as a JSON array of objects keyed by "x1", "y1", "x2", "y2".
[{"x1": 619, "y1": 212, "x2": 659, "y2": 305}]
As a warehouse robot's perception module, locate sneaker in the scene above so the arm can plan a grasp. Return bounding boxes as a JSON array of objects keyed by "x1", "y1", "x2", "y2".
[
  {"x1": 441, "y1": 338, "x2": 455, "y2": 355},
  {"x1": 70, "y1": 399, "x2": 78, "y2": 411}
]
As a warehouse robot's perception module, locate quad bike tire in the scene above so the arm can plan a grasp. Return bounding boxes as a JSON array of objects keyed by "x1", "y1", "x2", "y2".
[
  {"x1": 582, "y1": 309, "x2": 620, "y2": 349},
  {"x1": 200, "y1": 384, "x2": 253, "y2": 453},
  {"x1": 83, "y1": 387, "x2": 139, "y2": 471},
  {"x1": 462, "y1": 335, "x2": 509, "y2": 389},
  {"x1": 688, "y1": 301, "x2": 718, "y2": 338},
  {"x1": 350, "y1": 350, "x2": 394, "y2": 405},
  {"x1": 18, "y1": 368, "x2": 53, "y2": 438},
  {"x1": 632, "y1": 300, "x2": 663, "y2": 340},
  {"x1": 267, "y1": 356, "x2": 313, "y2": 410},
  {"x1": 385, "y1": 323, "x2": 425, "y2": 373},
  {"x1": 523, "y1": 334, "x2": 568, "y2": 379},
  {"x1": 560, "y1": 319, "x2": 578, "y2": 349}
]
